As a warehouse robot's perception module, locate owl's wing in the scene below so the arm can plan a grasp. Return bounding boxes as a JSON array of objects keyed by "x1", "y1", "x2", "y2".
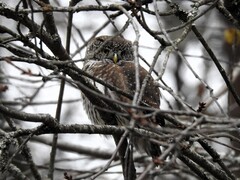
[
  {"x1": 119, "y1": 61, "x2": 164, "y2": 158},
  {"x1": 120, "y1": 62, "x2": 160, "y2": 107},
  {"x1": 120, "y1": 61, "x2": 165, "y2": 126},
  {"x1": 85, "y1": 60, "x2": 164, "y2": 126},
  {"x1": 84, "y1": 59, "x2": 164, "y2": 159}
]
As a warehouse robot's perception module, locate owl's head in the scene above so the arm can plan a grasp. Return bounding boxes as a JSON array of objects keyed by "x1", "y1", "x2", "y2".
[{"x1": 85, "y1": 36, "x2": 134, "y2": 63}]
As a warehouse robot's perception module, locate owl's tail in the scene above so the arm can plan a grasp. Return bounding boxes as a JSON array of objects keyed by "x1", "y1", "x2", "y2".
[
  {"x1": 132, "y1": 112, "x2": 164, "y2": 164},
  {"x1": 133, "y1": 136, "x2": 162, "y2": 164}
]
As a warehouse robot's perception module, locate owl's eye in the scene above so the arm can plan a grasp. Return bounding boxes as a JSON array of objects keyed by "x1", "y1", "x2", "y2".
[
  {"x1": 121, "y1": 50, "x2": 129, "y2": 59},
  {"x1": 120, "y1": 50, "x2": 126, "y2": 56},
  {"x1": 103, "y1": 49, "x2": 110, "y2": 54}
]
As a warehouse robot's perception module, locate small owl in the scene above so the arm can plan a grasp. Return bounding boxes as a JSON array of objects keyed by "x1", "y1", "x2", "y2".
[{"x1": 82, "y1": 35, "x2": 164, "y2": 159}]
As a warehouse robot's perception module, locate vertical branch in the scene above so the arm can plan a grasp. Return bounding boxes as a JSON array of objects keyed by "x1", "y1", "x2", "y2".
[
  {"x1": 192, "y1": 26, "x2": 240, "y2": 107},
  {"x1": 48, "y1": 80, "x2": 65, "y2": 179},
  {"x1": 35, "y1": 0, "x2": 67, "y2": 179},
  {"x1": 4, "y1": 117, "x2": 42, "y2": 180},
  {"x1": 117, "y1": 5, "x2": 141, "y2": 179}
]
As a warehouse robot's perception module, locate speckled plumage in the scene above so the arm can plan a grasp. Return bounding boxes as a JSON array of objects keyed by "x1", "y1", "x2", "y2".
[{"x1": 82, "y1": 35, "x2": 164, "y2": 158}]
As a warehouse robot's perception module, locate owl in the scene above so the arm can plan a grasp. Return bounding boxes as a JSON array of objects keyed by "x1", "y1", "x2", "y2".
[{"x1": 82, "y1": 35, "x2": 164, "y2": 160}]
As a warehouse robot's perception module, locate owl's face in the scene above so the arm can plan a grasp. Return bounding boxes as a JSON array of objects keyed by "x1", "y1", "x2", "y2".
[{"x1": 85, "y1": 36, "x2": 134, "y2": 63}]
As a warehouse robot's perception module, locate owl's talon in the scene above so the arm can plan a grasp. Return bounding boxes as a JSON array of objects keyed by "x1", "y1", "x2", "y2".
[{"x1": 152, "y1": 157, "x2": 163, "y2": 166}]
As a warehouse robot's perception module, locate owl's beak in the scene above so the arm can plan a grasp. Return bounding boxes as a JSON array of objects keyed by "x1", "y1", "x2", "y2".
[{"x1": 113, "y1": 53, "x2": 118, "y2": 64}]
